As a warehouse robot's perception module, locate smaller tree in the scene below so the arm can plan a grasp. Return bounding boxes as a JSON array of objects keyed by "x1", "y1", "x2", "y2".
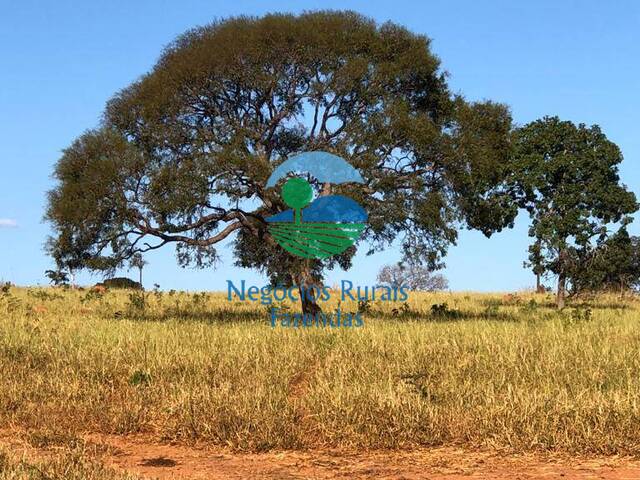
[
  {"x1": 568, "y1": 226, "x2": 640, "y2": 295},
  {"x1": 99, "y1": 277, "x2": 143, "y2": 290},
  {"x1": 377, "y1": 262, "x2": 448, "y2": 291},
  {"x1": 513, "y1": 116, "x2": 638, "y2": 308},
  {"x1": 128, "y1": 253, "x2": 147, "y2": 289},
  {"x1": 44, "y1": 269, "x2": 69, "y2": 287},
  {"x1": 128, "y1": 253, "x2": 148, "y2": 309}
]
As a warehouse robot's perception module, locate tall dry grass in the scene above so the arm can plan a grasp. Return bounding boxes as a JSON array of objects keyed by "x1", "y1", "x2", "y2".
[
  {"x1": 1, "y1": 285, "x2": 639, "y2": 454},
  {"x1": 0, "y1": 446, "x2": 137, "y2": 480}
]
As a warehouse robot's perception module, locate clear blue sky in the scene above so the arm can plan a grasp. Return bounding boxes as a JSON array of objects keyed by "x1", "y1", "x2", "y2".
[{"x1": 1, "y1": 0, "x2": 638, "y2": 291}]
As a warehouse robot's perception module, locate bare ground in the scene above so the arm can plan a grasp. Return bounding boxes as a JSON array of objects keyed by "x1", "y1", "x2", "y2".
[{"x1": 3, "y1": 429, "x2": 640, "y2": 479}]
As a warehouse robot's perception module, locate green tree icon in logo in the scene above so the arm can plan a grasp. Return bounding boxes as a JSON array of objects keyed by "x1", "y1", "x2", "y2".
[
  {"x1": 282, "y1": 178, "x2": 312, "y2": 224},
  {"x1": 264, "y1": 152, "x2": 368, "y2": 259},
  {"x1": 266, "y1": 175, "x2": 366, "y2": 259}
]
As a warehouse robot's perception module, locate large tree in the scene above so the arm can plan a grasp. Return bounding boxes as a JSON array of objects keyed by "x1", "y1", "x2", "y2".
[
  {"x1": 512, "y1": 116, "x2": 637, "y2": 308},
  {"x1": 46, "y1": 11, "x2": 517, "y2": 313}
]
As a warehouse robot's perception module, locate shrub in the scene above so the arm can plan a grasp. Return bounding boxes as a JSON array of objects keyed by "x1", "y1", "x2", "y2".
[{"x1": 98, "y1": 277, "x2": 142, "y2": 290}]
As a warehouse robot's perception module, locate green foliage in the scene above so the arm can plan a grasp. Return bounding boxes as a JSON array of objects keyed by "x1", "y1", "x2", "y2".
[
  {"x1": 391, "y1": 302, "x2": 411, "y2": 317},
  {"x1": 568, "y1": 226, "x2": 640, "y2": 294},
  {"x1": 0, "y1": 283, "x2": 21, "y2": 313},
  {"x1": 127, "y1": 291, "x2": 145, "y2": 312},
  {"x1": 430, "y1": 302, "x2": 462, "y2": 319},
  {"x1": 44, "y1": 269, "x2": 70, "y2": 287},
  {"x1": 357, "y1": 298, "x2": 372, "y2": 314},
  {"x1": 512, "y1": 116, "x2": 638, "y2": 306},
  {"x1": 129, "y1": 369, "x2": 152, "y2": 386},
  {"x1": 45, "y1": 11, "x2": 515, "y2": 296},
  {"x1": 522, "y1": 298, "x2": 539, "y2": 313},
  {"x1": 483, "y1": 303, "x2": 500, "y2": 318},
  {"x1": 128, "y1": 253, "x2": 147, "y2": 272},
  {"x1": 81, "y1": 289, "x2": 105, "y2": 303},
  {"x1": 99, "y1": 277, "x2": 142, "y2": 290}
]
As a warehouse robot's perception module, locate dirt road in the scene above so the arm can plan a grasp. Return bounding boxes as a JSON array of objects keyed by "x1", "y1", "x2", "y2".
[
  {"x1": 3, "y1": 430, "x2": 640, "y2": 479},
  {"x1": 86, "y1": 434, "x2": 640, "y2": 479}
]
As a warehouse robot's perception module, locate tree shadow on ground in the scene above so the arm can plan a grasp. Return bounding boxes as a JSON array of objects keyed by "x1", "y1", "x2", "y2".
[{"x1": 107, "y1": 307, "x2": 269, "y2": 324}]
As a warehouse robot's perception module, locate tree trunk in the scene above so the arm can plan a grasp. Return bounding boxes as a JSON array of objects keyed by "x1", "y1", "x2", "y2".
[
  {"x1": 299, "y1": 285, "x2": 322, "y2": 316},
  {"x1": 555, "y1": 245, "x2": 569, "y2": 309},
  {"x1": 297, "y1": 267, "x2": 322, "y2": 316},
  {"x1": 294, "y1": 185, "x2": 331, "y2": 316},
  {"x1": 536, "y1": 273, "x2": 541, "y2": 293},
  {"x1": 556, "y1": 271, "x2": 566, "y2": 309},
  {"x1": 139, "y1": 267, "x2": 145, "y2": 308}
]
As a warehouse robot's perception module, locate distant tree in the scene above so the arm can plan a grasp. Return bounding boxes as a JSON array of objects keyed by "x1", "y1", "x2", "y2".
[
  {"x1": 129, "y1": 253, "x2": 147, "y2": 289},
  {"x1": 98, "y1": 277, "x2": 143, "y2": 290},
  {"x1": 377, "y1": 262, "x2": 448, "y2": 291},
  {"x1": 568, "y1": 227, "x2": 640, "y2": 295},
  {"x1": 45, "y1": 12, "x2": 516, "y2": 314},
  {"x1": 44, "y1": 269, "x2": 69, "y2": 287},
  {"x1": 128, "y1": 253, "x2": 148, "y2": 308},
  {"x1": 512, "y1": 116, "x2": 637, "y2": 308}
]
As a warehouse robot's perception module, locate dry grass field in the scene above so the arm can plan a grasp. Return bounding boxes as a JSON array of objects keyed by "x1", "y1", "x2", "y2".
[{"x1": 1, "y1": 285, "x2": 640, "y2": 478}]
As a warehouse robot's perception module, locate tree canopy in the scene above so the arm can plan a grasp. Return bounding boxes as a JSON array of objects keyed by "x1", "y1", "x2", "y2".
[
  {"x1": 567, "y1": 227, "x2": 640, "y2": 295},
  {"x1": 512, "y1": 116, "x2": 638, "y2": 307},
  {"x1": 377, "y1": 262, "x2": 448, "y2": 291},
  {"x1": 47, "y1": 11, "x2": 520, "y2": 311}
]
